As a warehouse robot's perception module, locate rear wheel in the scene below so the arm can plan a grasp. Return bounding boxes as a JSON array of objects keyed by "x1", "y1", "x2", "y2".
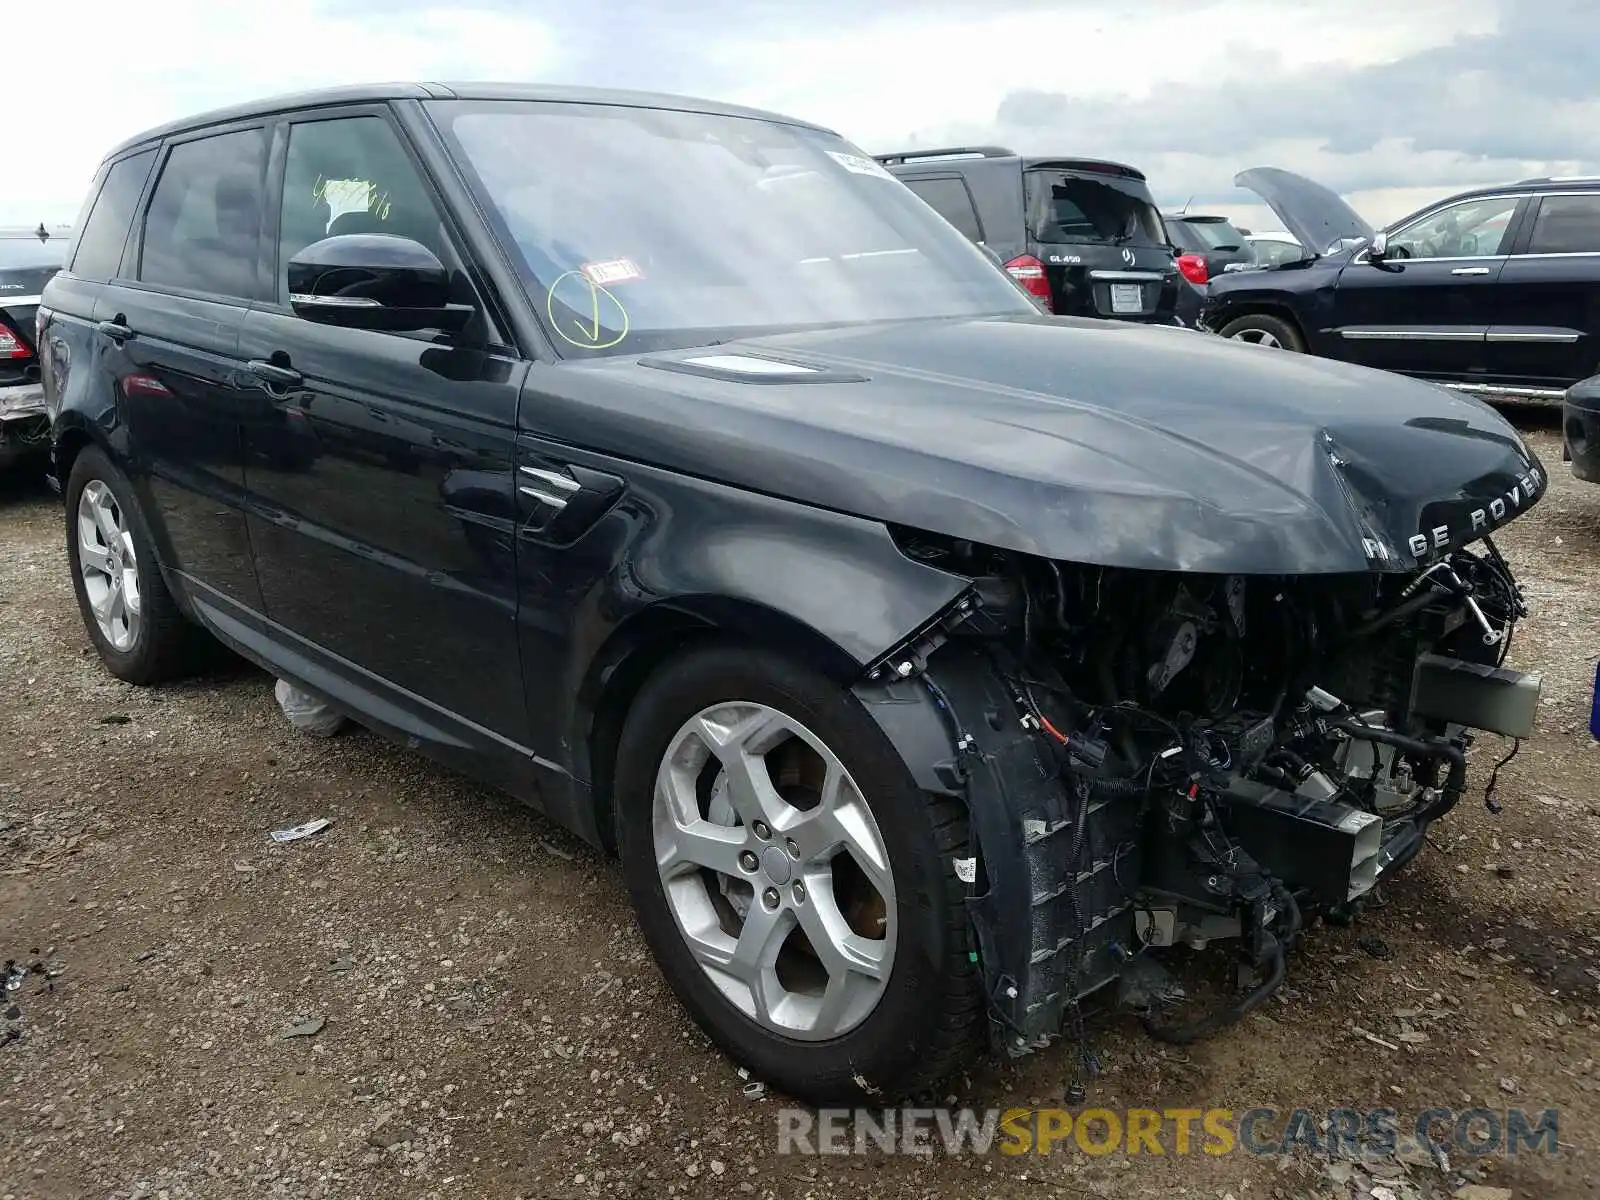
[
  {"x1": 613, "y1": 644, "x2": 982, "y2": 1103},
  {"x1": 65, "y1": 445, "x2": 211, "y2": 684},
  {"x1": 1219, "y1": 312, "x2": 1306, "y2": 352}
]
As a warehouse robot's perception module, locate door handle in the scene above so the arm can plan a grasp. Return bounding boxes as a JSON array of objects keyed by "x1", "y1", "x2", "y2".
[
  {"x1": 1450, "y1": 267, "x2": 1492, "y2": 276},
  {"x1": 96, "y1": 317, "x2": 134, "y2": 342},
  {"x1": 246, "y1": 359, "x2": 303, "y2": 389}
]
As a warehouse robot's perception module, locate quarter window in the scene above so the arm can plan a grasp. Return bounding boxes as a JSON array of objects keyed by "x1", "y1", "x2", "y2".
[
  {"x1": 1525, "y1": 195, "x2": 1600, "y2": 255},
  {"x1": 904, "y1": 177, "x2": 984, "y2": 242},
  {"x1": 1384, "y1": 195, "x2": 1520, "y2": 260},
  {"x1": 70, "y1": 151, "x2": 156, "y2": 281},
  {"x1": 277, "y1": 116, "x2": 448, "y2": 304},
  {"x1": 140, "y1": 130, "x2": 269, "y2": 301}
]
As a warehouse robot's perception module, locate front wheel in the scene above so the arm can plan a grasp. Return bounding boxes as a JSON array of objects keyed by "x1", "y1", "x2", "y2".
[
  {"x1": 613, "y1": 644, "x2": 983, "y2": 1103},
  {"x1": 1218, "y1": 312, "x2": 1306, "y2": 352}
]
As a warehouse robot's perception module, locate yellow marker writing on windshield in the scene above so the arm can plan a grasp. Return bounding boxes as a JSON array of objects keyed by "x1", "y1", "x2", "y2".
[{"x1": 546, "y1": 270, "x2": 630, "y2": 350}]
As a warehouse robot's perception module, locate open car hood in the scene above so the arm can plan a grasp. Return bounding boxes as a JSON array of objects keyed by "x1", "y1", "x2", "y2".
[{"x1": 1234, "y1": 167, "x2": 1373, "y2": 256}]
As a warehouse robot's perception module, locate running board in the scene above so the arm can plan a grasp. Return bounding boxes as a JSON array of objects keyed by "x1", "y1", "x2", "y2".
[{"x1": 1440, "y1": 381, "x2": 1566, "y2": 404}]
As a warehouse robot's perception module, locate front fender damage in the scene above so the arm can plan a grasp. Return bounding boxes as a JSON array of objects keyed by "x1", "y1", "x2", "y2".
[
  {"x1": 856, "y1": 652, "x2": 1140, "y2": 1056},
  {"x1": 852, "y1": 537, "x2": 1542, "y2": 1063}
]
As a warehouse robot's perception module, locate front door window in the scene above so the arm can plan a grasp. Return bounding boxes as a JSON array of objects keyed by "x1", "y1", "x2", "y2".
[{"x1": 1383, "y1": 195, "x2": 1520, "y2": 261}]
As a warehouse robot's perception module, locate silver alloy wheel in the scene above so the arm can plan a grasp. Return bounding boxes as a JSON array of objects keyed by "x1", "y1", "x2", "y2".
[
  {"x1": 77, "y1": 480, "x2": 141, "y2": 652},
  {"x1": 1230, "y1": 327, "x2": 1283, "y2": 348},
  {"x1": 652, "y1": 701, "x2": 897, "y2": 1041}
]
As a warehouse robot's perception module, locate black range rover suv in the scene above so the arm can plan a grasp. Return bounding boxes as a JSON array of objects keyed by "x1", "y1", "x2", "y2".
[
  {"x1": 40, "y1": 84, "x2": 1546, "y2": 1103},
  {"x1": 1206, "y1": 167, "x2": 1600, "y2": 403},
  {"x1": 875, "y1": 146, "x2": 1187, "y2": 324}
]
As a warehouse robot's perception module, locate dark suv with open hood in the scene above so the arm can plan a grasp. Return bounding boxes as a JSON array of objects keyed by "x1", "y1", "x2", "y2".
[
  {"x1": 1206, "y1": 167, "x2": 1600, "y2": 404},
  {"x1": 40, "y1": 84, "x2": 1545, "y2": 1105},
  {"x1": 876, "y1": 146, "x2": 1187, "y2": 324}
]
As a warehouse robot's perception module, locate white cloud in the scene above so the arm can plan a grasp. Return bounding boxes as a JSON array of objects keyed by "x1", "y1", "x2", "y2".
[
  {"x1": 4, "y1": 0, "x2": 1586, "y2": 234},
  {"x1": 5, "y1": 0, "x2": 558, "y2": 224},
  {"x1": 717, "y1": 0, "x2": 1500, "y2": 150}
]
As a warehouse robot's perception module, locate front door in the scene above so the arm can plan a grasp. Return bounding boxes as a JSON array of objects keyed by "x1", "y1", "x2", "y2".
[
  {"x1": 1330, "y1": 192, "x2": 1527, "y2": 381},
  {"x1": 238, "y1": 109, "x2": 530, "y2": 746},
  {"x1": 1486, "y1": 192, "x2": 1600, "y2": 389},
  {"x1": 104, "y1": 124, "x2": 272, "y2": 612}
]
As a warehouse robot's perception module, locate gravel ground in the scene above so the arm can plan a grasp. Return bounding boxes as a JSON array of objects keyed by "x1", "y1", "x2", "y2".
[{"x1": 2, "y1": 418, "x2": 1597, "y2": 1200}]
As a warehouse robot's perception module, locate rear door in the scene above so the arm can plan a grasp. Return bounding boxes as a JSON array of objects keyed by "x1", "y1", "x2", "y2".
[
  {"x1": 899, "y1": 175, "x2": 986, "y2": 246},
  {"x1": 237, "y1": 105, "x2": 531, "y2": 751},
  {"x1": 1329, "y1": 192, "x2": 1527, "y2": 380},
  {"x1": 97, "y1": 124, "x2": 270, "y2": 611},
  {"x1": 1486, "y1": 191, "x2": 1600, "y2": 388},
  {"x1": 36, "y1": 151, "x2": 158, "y2": 474}
]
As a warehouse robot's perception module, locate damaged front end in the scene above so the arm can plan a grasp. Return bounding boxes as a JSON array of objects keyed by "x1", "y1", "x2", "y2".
[{"x1": 853, "y1": 531, "x2": 1539, "y2": 1061}]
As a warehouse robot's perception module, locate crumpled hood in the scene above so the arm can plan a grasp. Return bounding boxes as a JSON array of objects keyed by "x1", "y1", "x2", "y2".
[
  {"x1": 1234, "y1": 167, "x2": 1373, "y2": 256},
  {"x1": 536, "y1": 315, "x2": 1545, "y2": 574}
]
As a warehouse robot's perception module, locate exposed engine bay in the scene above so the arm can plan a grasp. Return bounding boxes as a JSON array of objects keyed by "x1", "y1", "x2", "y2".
[{"x1": 855, "y1": 530, "x2": 1539, "y2": 1065}]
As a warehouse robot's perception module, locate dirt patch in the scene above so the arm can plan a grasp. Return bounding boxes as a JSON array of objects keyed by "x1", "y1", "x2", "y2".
[{"x1": 2, "y1": 421, "x2": 1598, "y2": 1200}]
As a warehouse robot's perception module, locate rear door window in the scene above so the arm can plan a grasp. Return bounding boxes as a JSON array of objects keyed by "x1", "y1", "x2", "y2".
[
  {"x1": 1384, "y1": 194, "x2": 1521, "y2": 260},
  {"x1": 1025, "y1": 170, "x2": 1166, "y2": 247},
  {"x1": 903, "y1": 176, "x2": 984, "y2": 242},
  {"x1": 140, "y1": 129, "x2": 270, "y2": 301},
  {"x1": 69, "y1": 150, "x2": 157, "y2": 281},
  {"x1": 1524, "y1": 195, "x2": 1600, "y2": 255}
]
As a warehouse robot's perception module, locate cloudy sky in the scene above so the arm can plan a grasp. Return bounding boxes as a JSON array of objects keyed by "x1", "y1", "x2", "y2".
[{"x1": 10, "y1": 0, "x2": 1596, "y2": 231}]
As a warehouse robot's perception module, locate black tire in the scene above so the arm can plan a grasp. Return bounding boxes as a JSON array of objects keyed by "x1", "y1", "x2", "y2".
[
  {"x1": 65, "y1": 445, "x2": 211, "y2": 684},
  {"x1": 614, "y1": 643, "x2": 983, "y2": 1103},
  {"x1": 1218, "y1": 312, "x2": 1306, "y2": 352}
]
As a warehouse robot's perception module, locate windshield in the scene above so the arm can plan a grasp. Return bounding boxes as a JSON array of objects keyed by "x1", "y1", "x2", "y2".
[
  {"x1": 427, "y1": 100, "x2": 1033, "y2": 356},
  {"x1": 1024, "y1": 170, "x2": 1166, "y2": 247}
]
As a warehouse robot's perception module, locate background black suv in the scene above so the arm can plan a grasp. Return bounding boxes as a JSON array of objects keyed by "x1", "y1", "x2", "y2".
[
  {"x1": 876, "y1": 146, "x2": 1186, "y2": 324},
  {"x1": 1205, "y1": 168, "x2": 1600, "y2": 403},
  {"x1": 1164, "y1": 211, "x2": 1256, "y2": 280}
]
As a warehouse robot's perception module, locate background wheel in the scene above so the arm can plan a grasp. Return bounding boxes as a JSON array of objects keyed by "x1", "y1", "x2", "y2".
[
  {"x1": 1219, "y1": 312, "x2": 1305, "y2": 351},
  {"x1": 65, "y1": 445, "x2": 211, "y2": 684},
  {"x1": 614, "y1": 643, "x2": 982, "y2": 1103}
]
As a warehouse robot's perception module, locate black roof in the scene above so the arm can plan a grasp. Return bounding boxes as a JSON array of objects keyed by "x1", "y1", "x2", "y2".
[{"x1": 104, "y1": 82, "x2": 831, "y2": 161}]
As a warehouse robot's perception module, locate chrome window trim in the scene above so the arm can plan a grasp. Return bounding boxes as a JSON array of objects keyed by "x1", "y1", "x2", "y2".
[{"x1": 288, "y1": 292, "x2": 382, "y2": 308}]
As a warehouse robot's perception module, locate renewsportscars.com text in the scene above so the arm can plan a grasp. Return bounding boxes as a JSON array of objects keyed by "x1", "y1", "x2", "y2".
[{"x1": 777, "y1": 1106, "x2": 1560, "y2": 1158}]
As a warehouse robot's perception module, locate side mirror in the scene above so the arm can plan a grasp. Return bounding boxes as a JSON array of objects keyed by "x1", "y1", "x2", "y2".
[
  {"x1": 287, "y1": 234, "x2": 474, "y2": 333},
  {"x1": 1368, "y1": 230, "x2": 1388, "y2": 261}
]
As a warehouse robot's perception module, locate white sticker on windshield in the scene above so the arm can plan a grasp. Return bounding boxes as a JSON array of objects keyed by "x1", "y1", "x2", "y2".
[
  {"x1": 826, "y1": 151, "x2": 895, "y2": 180},
  {"x1": 581, "y1": 258, "x2": 645, "y2": 286}
]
